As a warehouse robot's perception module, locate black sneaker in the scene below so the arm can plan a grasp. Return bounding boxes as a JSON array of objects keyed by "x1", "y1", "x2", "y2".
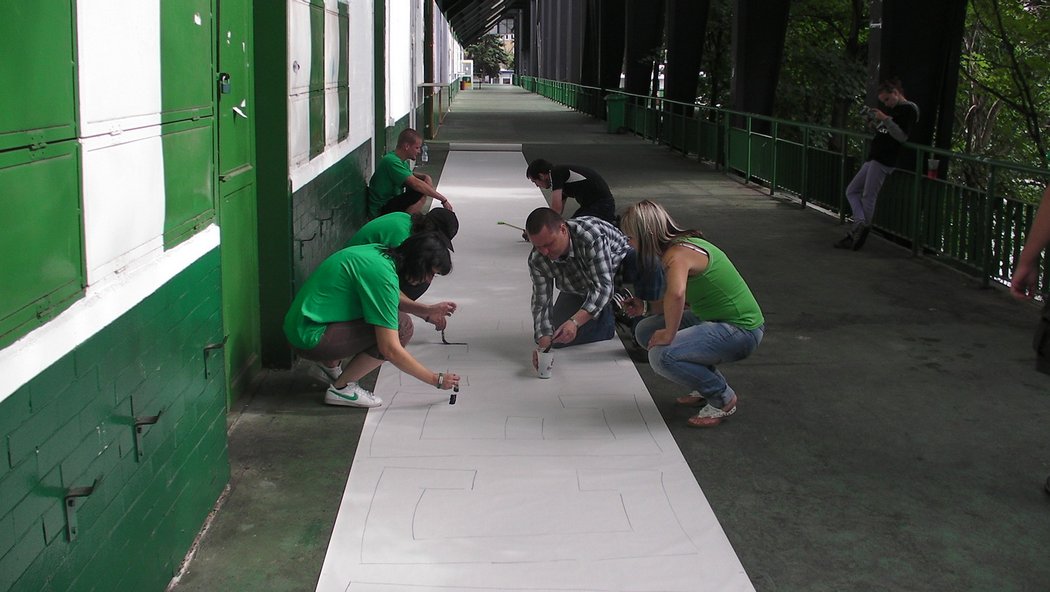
[
  {"x1": 833, "y1": 234, "x2": 854, "y2": 249},
  {"x1": 852, "y1": 226, "x2": 871, "y2": 251}
]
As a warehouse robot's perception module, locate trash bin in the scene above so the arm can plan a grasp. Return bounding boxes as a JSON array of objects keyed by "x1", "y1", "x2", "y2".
[
  {"x1": 604, "y1": 93, "x2": 626, "y2": 133},
  {"x1": 460, "y1": 76, "x2": 472, "y2": 91}
]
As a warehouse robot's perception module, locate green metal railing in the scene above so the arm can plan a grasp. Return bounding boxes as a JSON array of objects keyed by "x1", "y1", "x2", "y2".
[
  {"x1": 420, "y1": 82, "x2": 460, "y2": 140},
  {"x1": 518, "y1": 76, "x2": 1050, "y2": 293}
]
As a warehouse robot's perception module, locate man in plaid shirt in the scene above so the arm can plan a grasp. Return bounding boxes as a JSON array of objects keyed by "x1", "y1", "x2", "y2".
[{"x1": 525, "y1": 208, "x2": 630, "y2": 356}]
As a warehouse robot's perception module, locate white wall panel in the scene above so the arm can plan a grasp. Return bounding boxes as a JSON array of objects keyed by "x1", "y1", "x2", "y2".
[
  {"x1": 81, "y1": 128, "x2": 167, "y2": 284},
  {"x1": 290, "y1": 0, "x2": 374, "y2": 191},
  {"x1": 288, "y1": 0, "x2": 314, "y2": 170},
  {"x1": 435, "y1": 9, "x2": 464, "y2": 85},
  {"x1": 77, "y1": 0, "x2": 162, "y2": 136},
  {"x1": 348, "y1": 0, "x2": 374, "y2": 149},
  {"x1": 324, "y1": 2, "x2": 343, "y2": 146},
  {"x1": 324, "y1": 2, "x2": 342, "y2": 87},
  {"x1": 288, "y1": 94, "x2": 312, "y2": 167},
  {"x1": 288, "y1": 0, "x2": 313, "y2": 170},
  {"x1": 288, "y1": 0, "x2": 314, "y2": 94},
  {"x1": 386, "y1": 0, "x2": 413, "y2": 124},
  {"x1": 412, "y1": 0, "x2": 424, "y2": 114},
  {"x1": 325, "y1": 91, "x2": 341, "y2": 146}
]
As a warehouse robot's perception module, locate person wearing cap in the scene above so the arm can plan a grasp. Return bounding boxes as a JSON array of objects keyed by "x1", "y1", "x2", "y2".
[
  {"x1": 346, "y1": 207, "x2": 458, "y2": 254},
  {"x1": 346, "y1": 207, "x2": 458, "y2": 298},
  {"x1": 340, "y1": 207, "x2": 458, "y2": 364},
  {"x1": 284, "y1": 233, "x2": 461, "y2": 407},
  {"x1": 369, "y1": 128, "x2": 453, "y2": 218}
]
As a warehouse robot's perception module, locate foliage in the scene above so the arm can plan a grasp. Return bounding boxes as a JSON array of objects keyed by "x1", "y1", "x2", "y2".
[
  {"x1": 698, "y1": 0, "x2": 733, "y2": 109},
  {"x1": 773, "y1": 0, "x2": 867, "y2": 145},
  {"x1": 956, "y1": 0, "x2": 1050, "y2": 183},
  {"x1": 465, "y1": 34, "x2": 510, "y2": 79}
]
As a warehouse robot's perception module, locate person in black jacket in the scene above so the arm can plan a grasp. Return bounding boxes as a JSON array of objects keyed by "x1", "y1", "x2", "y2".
[{"x1": 834, "y1": 79, "x2": 919, "y2": 251}]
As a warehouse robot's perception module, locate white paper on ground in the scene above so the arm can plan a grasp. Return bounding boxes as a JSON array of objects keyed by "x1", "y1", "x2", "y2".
[{"x1": 315, "y1": 150, "x2": 754, "y2": 592}]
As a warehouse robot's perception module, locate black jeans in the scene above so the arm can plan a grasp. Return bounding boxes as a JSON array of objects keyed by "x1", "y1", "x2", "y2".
[{"x1": 1036, "y1": 300, "x2": 1050, "y2": 375}]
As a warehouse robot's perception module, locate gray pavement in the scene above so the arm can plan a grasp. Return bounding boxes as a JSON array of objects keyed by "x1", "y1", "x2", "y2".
[{"x1": 175, "y1": 84, "x2": 1050, "y2": 592}]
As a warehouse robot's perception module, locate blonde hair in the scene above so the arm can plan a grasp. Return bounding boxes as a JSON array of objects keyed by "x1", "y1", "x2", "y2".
[{"x1": 619, "y1": 200, "x2": 703, "y2": 267}]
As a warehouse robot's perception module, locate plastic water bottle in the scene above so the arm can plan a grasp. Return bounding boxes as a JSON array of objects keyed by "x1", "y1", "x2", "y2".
[{"x1": 420, "y1": 144, "x2": 429, "y2": 164}]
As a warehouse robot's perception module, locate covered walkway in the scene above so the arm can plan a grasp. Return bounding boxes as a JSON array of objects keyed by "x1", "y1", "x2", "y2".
[{"x1": 172, "y1": 85, "x2": 1050, "y2": 592}]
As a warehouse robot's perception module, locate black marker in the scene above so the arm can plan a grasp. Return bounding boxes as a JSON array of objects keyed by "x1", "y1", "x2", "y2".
[{"x1": 449, "y1": 385, "x2": 459, "y2": 405}]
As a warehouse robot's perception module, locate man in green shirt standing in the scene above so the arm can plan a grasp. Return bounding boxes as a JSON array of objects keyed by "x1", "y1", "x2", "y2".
[{"x1": 368, "y1": 128, "x2": 453, "y2": 218}]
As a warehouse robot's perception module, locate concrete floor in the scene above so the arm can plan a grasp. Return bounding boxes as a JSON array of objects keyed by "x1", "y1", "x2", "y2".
[{"x1": 171, "y1": 85, "x2": 1050, "y2": 592}]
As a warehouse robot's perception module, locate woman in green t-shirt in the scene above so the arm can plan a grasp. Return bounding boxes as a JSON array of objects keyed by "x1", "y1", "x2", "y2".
[
  {"x1": 283, "y1": 232, "x2": 461, "y2": 408},
  {"x1": 619, "y1": 200, "x2": 765, "y2": 428}
]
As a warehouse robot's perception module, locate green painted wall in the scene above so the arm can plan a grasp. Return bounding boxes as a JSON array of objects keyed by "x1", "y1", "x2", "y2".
[
  {"x1": 0, "y1": 1, "x2": 83, "y2": 350},
  {"x1": 0, "y1": 250, "x2": 228, "y2": 591},
  {"x1": 374, "y1": 0, "x2": 387, "y2": 155},
  {"x1": 0, "y1": 2, "x2": 77, "y2": 152},
  {"x1": 291, "y1": 141, "x2": 372, "y2": 288},
  {"x1": 254, "y1": 2, "x2": 371, "y2": 367},
  {"x1": 0, "y1": 143, "x2": 84, "y2": 350},
  {"x1": 309, "y1": 2, "x2": 326, "y2": 160},
  {"x1": 253, "y1": 2, "x2": 294, "y2": 368},
  {"x1": 216, "y1": 0, "x2": 261, "y2": 407},
  {"x1": 162, "y1": 119, "x2": 217, "y2": 248}
]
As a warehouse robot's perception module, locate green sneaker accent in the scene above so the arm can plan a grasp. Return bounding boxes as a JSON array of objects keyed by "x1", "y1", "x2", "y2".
[
  {"x1": 332, "y1": 390, "x2": 359, "y2": 402},
  {"x1": 324, "y1": 383, "x2": 382, "y2": 408}
]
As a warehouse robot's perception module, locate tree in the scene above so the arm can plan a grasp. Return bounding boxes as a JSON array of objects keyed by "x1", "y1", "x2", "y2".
[
  {"x1": 773, "y1": 0, "x2": 868, "y2": 146},
  {"x1": 465, "y1": 34, "x2": 510, "y2": 80},
  {"x1": 698, "y1": 0, "x2": 733, "y2": 109},
  {"x1": 957, "y1": 0, "x2": 1050, "y2": 180}
]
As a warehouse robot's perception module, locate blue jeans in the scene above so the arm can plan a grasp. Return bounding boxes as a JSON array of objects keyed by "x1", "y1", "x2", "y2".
[
  {"x1": 635, "y1": 312, "x2": 764, "y2": 408},
  {"x1": 551, "y1": 293, "x2": 615, "y2": 348}
]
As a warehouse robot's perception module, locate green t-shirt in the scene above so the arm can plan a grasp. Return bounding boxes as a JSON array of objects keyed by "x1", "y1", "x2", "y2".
[
  {"x1": 282, "y1": 245, "x2": 401, "y2": 350},
  {"x1": 679, "y1": 238, "x2": 764, "y2": 330},
  {"x1": 345, "y1": 212, "x2": 413, "y2": 249},
  {"x1": 368, "y1": 151, "x2": 413, "y2": 217}
]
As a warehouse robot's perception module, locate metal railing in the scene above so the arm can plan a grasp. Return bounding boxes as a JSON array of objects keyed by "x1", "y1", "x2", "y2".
[
  {"x1": 518, "y1": 76, "x2": 1050, "y2": 293},
  {"x1": 419, "y1": 82, "x2": 460, "y2": 140}
]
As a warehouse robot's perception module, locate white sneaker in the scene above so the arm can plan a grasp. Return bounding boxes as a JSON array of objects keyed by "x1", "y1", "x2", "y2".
[
  {"x1": 316, "y1": 361, "x2": 343, "y2": 382},
  {"x1": 324, "y1": 382, "x2": 382, "y2": 408},
  {"x1": 674, "y1": 390, "x2": 707, "y2": 406}
]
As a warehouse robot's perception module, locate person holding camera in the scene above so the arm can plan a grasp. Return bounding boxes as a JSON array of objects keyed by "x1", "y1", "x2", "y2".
[{"x1": 834, "y1": 79, "x2": 919, "y2": 251}]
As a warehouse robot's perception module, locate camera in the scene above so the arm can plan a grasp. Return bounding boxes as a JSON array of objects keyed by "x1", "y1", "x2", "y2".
[{"x1": 858, "y1": 105, "x2": 878, "y2": 125}]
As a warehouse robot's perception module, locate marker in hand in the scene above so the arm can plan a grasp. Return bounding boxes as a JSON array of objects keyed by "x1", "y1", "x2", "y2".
[
  {"x1": 545, "y1": 329, "x2": 562, "y2": 352},
  {"x1": 449, "y1": 385, "x2": 459, "y2": 405}
]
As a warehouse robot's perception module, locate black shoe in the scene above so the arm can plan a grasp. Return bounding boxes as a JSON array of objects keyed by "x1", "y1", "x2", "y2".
[
  {"x1": 852, "y1": 226, "x2": 871, "y2": 251},
  {"x1": 833, "y1": 234, "x2": 854, "y2": 249}
]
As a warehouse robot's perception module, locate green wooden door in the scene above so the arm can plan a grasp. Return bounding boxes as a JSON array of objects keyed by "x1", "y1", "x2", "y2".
[{"x1": 217, "y1": 0, "x2": 260, "y2": 406}]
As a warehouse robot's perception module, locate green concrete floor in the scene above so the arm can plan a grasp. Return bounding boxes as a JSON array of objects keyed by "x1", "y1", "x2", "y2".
[{"x1": 171, "y1": 85, "x2": 1050, "y2": 592}]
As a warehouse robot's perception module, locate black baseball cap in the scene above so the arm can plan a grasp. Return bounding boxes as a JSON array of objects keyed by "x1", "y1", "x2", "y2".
[{"x1": 424, "y1": 208, "x2": 459, "y2": 251}]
